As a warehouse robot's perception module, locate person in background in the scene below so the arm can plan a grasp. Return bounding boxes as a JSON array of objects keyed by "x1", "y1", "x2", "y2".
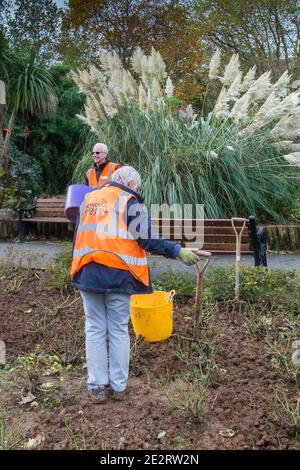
[
  {"x1": 85, "y1": 142, "x2": 121, "y2": 188},
  {"x1": 72, "y1": 166, "x2": 203, "y2": 404}
]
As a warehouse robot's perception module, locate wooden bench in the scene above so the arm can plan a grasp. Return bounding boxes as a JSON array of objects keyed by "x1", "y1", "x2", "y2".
[
  {"x1": 18, "y1": 199, "x2": 267, "y2": 267},
  {"x1": 152, "y1": 216, "x2": 267, "y2": 266},
  {"x1": 18, "y1": 197, "x2": 70, "y2": 242}
]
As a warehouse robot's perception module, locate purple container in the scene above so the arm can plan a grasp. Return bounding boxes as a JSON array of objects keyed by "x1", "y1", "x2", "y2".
[{"x1": 64, "y1": 184, "x2": 94, "y2": 223}]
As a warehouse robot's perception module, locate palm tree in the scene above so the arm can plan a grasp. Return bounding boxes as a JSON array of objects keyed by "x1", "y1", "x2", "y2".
[
  {"x1": 0, "y1": 31, "x2": 13, "y2": 157},
  {"x1": 0, "y1": 43, "x2": 57, "y2": 169}
]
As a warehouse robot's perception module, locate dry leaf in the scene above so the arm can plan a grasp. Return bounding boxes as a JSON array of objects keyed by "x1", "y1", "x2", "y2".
[
  {"x1": 24, "y1": 435, "x2": 45, "y2": 449},
  {"x1": 19, "y1": 393, "x2": 36, "y2": 405},
  {"x1": 219, "y1": 429, "x2": 236, "y2": 438}
]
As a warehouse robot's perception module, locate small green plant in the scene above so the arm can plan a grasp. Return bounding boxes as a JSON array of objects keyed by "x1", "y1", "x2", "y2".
[
  {"x1": 204, "y1": 266, "x2": 300, "y2": 315},
  {"x1": 0, "y1": 247, "x2": 45, "y2": 295},
  {"x1": 63, "y1": 414, "x2": 87, "y2": 450},
  {"x1": 129, "y1": 335, "x2": 143, "y2": 376},
  {"x1": 270, "y1": 388, "x2": 300, "y2": 439},
  {"x1": 153, "y1": 274, "x2": 196, "y2": 300},
  {"x1": 174, "y1": 337, "x2": 220, "y2": 386},
  {"x1": 243, "y1": 303, "x2": 274, "y2": 339},
  {"x1": 267, "y1": 339, "x2": 300, "y2": 388},
  {"x1": 46, "y1": 244, "x2": 73, "y2": 290},
  {"x1": 16, "y1": 353, "x2": 72, "y2": 392},
  {"x1": 0, "y1": 412, "x2": 25, "y2": 450},
  {"x1": 164, "y1": 377, "x2": 206, "y2": 424}
]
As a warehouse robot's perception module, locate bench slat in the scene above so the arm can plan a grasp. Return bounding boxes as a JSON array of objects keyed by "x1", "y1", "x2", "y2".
[
  {"x1": 36, "y1": 202, "x2": 65, "y2": 209},
  {"x1": 152, "y1": 218, "x2": 248, "y2": 227},
  {"x1": 36, "y1": 198, "x2": 65, "y2": 203},
  {"x1": 152, "y1": 224, "x2": 249, "y2": 235},
  {"x1": 22, "y1": 217, "x2": 70, "y2": 223},
  {"x1": 36, "y1": 207, "x2": 65, "y2": 212},
  {"x1": 160, "y1": 234, "x2": 249, "y2": 243},
  {"x1": 181, "y1": 242, "x2": 251, "y2": 252}
]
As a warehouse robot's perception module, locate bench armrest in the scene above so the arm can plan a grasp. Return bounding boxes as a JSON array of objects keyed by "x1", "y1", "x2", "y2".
[{"x1": 19, "y1": 197, "x2": 37, "y2": 219}]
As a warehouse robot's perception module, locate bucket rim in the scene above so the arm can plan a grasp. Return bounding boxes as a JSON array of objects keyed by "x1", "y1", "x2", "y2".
[{"x1": 130, "y1": 290, "x2": 175, "y2": 309}]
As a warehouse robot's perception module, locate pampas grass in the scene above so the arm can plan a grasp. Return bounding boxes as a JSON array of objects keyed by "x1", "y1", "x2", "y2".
[{"x1": 70, "y1": 48, "x2": 300, "y2": 223}]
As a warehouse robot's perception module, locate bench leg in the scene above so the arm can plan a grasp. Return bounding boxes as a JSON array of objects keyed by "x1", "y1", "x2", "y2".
[
  {"x1": 248, "y1": 216, "x2": 267, "y2": 267},
  {"x1": 18, "y1": 220, "x2": 25, "y2": 243},
  {"x1": 256, "y1": 227, "x2": 267, "y2": 267}
]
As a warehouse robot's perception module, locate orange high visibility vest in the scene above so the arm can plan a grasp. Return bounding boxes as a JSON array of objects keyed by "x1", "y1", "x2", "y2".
[
  {"x1": 71, "y1": 185, "x2": 149, "y2": 286},
  {"x1": 86, "y1": 162, "x2": 120, "y2": 188}
]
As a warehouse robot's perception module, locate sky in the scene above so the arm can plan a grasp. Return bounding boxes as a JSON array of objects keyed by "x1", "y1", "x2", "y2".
[{"x1": 55, "y1": 0, "x2": 68, "y2": 9}]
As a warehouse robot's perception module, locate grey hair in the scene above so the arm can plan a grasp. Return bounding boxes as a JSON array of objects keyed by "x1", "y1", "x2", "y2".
[
  {"x1": 94, "y1": 142, "x2": 108, "y2": 153},
  {"x1": 111, "y1": 166, "x2": 141, "y2": 191}
]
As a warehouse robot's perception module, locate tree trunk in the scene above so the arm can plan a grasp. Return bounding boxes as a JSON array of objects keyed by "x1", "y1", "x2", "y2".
[
  {"x1": 0, "y1": 103, "x2": 3, "y2": 152},
  {"x1": 0, "y1": 106, "x2": 17, "y2": 168}
]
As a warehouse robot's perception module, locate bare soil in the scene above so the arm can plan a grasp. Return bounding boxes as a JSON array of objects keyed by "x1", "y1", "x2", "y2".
[{"x1": 0, "y1": 270, "x2": 298, "y2": 450}]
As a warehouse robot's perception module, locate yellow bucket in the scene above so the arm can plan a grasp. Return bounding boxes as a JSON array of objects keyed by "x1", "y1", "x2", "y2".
[{"x1": 130, "y1": 290, "x2": 175, "y2": 342}]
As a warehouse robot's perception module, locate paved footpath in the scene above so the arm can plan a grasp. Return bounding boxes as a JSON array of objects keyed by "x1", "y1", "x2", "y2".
[{"x1": 1, "y1": 241, "x2": 300, "y2": 277}]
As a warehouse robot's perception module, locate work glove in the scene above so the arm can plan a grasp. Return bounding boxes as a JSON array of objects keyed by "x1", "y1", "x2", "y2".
[{"x1": 178, "y1": 247, "x2": 201, "y2": 266}]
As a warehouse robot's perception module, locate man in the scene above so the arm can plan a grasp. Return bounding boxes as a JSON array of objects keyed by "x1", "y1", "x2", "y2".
[
  {"x1": 85, "y1": 142, "x2": 121, "y2": 188},
  {"x1": 71, "y1": 166, "x2": 201, "y2": 403}
]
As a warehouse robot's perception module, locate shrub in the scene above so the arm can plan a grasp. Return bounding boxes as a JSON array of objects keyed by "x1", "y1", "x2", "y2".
[{"x1": 45, "y1": 244, "x2": 73, "y2": 290}]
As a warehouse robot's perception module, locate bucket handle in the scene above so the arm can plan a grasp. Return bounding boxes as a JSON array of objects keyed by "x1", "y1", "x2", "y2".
[{"x1": 168, "y1": 290, "x2": 176, "y2": 302}]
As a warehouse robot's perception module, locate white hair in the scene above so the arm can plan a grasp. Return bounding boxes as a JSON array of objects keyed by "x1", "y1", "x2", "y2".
[
  {"x1": 111, "y1": 166, "x2": 141, "y2": 192},
  {"x1": 94, "y1": 142, "x2": 108, "y2": 153}
]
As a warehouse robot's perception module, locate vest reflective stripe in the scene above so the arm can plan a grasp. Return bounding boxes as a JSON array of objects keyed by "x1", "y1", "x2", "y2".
[
  {"x1": 76, "y1": 223, "x2": 134, "y2": 240},
  {"x1": 73, "y1": 247, "x2": 148, "y2": 266},
  {"x1": 71, "y1": 185, "x2": 149, "y2": 285},
  {"x1": 86, "y1": 162, "x2": 120, "y2": 188}
]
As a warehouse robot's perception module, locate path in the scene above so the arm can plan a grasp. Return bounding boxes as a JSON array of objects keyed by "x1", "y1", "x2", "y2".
[{"x1": 1, "y1": 241, "x2": 300, "y2": 275}]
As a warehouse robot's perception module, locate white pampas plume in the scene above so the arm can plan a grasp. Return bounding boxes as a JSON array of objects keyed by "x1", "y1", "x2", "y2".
[
  {"x1": 274, "y1": 140, "x2": 294, "y2": 150},
  {"x1": 131, "y1": 47, "x2": 144, "y2": 76},
  {"x1": 289, "y1": 143, "x2": 300, "y2": 151},
  {"x1": 151, "y1": 47, "x2": 167, "y2": 83},
  {"x1": 222, "y1": 54, "x2": 240, "y2": 86},
  {"x1": 272, "y1": 71, "x2": 291, "y2": 98},
  {"x1": 214, "y1": 72, "x2": 242, "y2": 119},
  {"x1": 226, "y1": 72, "x2": 242, "y2": 101},
  {"x1": 120, "y1": 70, "x2": 137, "y2": 102},
  {"x1": 247, "y1": 71, "x2": 272, "y2": 102},
  {"x1": 138, "y1": 83, "x2": 148, "y2": 111},
  {"x1": 253, "y1": 92, "x2": 281, "y2": 123},
  {"x1": 240, "y1": 66, "x2": 256, "y2": 93},
  {"x1": 214, "y1": 88, "x2": 228, "y2": 119},
  {"x1": 101, "y1": 52, "x2": 123, "y2": 77},
  {"x1": 101, "y1": 88, "x2": 117, "y2": 117},
  {"x1": 271, "y1": 111, "x2": 300, "y2": 139},
  {"x1": 282, "y1": 152, "x2": 300, "y2": 166},
  {"x1": 140, "y1": 55, "x2": 153, "y2": 89},
  {"x1": 89, "y1": 65, "x2": 106, "y2": 91},
  {"x1": 292, "y1": 80, "x2": 300, "y2": 89},
  {"x1": 230, "y1": 93, "x2": 251, "y2": 123},
  {"x1": 273, "y1": 89, "x2": 300, "y2": 118},
  {"x1": 240, "y1": 92, "x2": 281, "y2": 136},
  {"x1": 165, "y1": 76, "x2": 174, "y2": 97},
  {"x1": 208, "y1": 49, "x2": 221, "y2": 80},
  {"x1": 150, "y1": 78, "x2": 162, "y2": 101}
]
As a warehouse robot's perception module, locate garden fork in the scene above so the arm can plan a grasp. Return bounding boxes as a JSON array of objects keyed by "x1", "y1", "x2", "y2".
[
  {"x1": 193, "y1": 249, "x2": 212, "y2": 337},
  {"x1": 231, "y1": 217, "x2": 247, "y2": 306}
]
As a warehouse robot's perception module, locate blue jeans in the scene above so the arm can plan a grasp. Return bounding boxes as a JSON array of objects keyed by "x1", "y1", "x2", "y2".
[{"x1": 80, "y1": 290, "x2": 131, "y2": 392}]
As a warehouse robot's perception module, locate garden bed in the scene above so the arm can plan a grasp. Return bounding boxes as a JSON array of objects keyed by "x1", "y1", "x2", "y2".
[{"x1": 0, "y1": 263, "x2": 299, "y2": 451}]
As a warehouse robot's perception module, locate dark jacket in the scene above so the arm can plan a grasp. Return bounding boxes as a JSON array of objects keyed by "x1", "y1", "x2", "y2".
[
  {"x1": 71, "y1": 182, "x2": 181, "y2": 294},
  {"x1": 84, "y1": 160, "x2": 119, "y2": 186}
]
